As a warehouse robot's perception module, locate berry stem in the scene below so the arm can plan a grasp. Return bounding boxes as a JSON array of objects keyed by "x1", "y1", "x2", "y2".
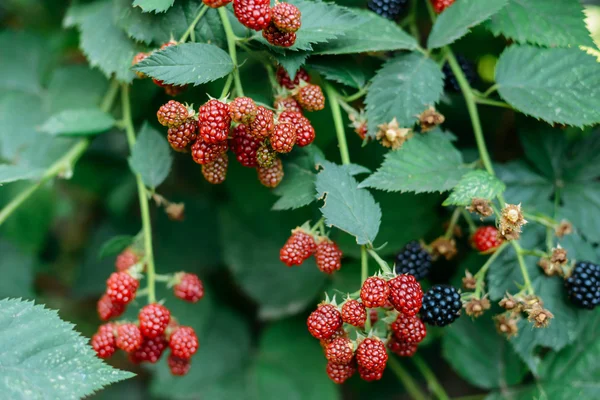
[
  {"x1": 324, "y1": 83, "x2": 351, "y2": 165},
  {"x1": 412, "y1": 355, "x2": 450, "y2": 400},
  {"x1": 341, "y1": 86, "x2": 368, "y2": 103},
  {"x1": 511, "y1": 240, "x2": 534, "y2": 295},
  {"x1": 121, "y1": 84, "x2": 158, "y2": 304},
  {"x1": 367, "y1": 249, "x2": 392, "y2": 275},
  {"x1": 473, "y1": 97, "x2": 512, "y2": 109},
  {"x1": 179, "y1": 4, "x2": 208, "y2": 43},
  {"x1": 482, "y1": 84, "x2": 499, "y2": 98},
  {"x1": 0, "y1": 79, "x2": 119, "y2": 227},
  {"x1": 387, "y1": 356, "x2": 427, "y2": 400},
  {"x1": 219, "y1": 73, "x2": 234, "y2": 99},
  {"x1": 218, "y1": 7, "x2": 244, "y2": 97},
  {"x1": 443, "y1": 208, "x2": 461, "y2": 239},
  {"x1": 461, "y1": 209, "x2": 477, "y2": 234},
  {"x1": 522, "y1": 212, "x2": 558, "y2": 229},
  {"x1": 518, "y1": 248, "x2": 547, "y2": 258},
  {"x1": 473, "y1": 241, "x2": 508, "y2": 298},
  {"x1": 361, "y1": 245, "x2": 369, "y2": 284}
]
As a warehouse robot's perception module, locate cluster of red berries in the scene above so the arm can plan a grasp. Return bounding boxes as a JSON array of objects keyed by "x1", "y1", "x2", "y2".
[
  {"x1": 93, "y1": 248, "x2": 204, "y2": 376},
  {"x1": 472, "y1": 226, "x2": 503, "y2": 253},
  {"x1": 431, "y1": 0, "x2": 455, "y2": 14},
  {"x1": 280, "y1": 227, "x2": 343, "y2": 274},
  {"x1": 132, "y1": 40, "x2": 186, "y2": 96},
  {"x1": 307, "y1": 273, "x2": 426, "y2": 383}
]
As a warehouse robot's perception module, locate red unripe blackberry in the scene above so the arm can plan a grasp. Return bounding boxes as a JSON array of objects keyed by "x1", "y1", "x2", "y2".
[
  {"x1": 249, "y1": 106, "x2": 275, "y2": 138},
  {"x1": 116, "y1": 323, "x2": 143, "y2": 352},
  {"x1": 132, "y1": 52, "x2": 149, "y2": 79},
  {"x1": 97, "y1": 293, "x2": 125, "y2": 321},
  {"x1": 157, "y1": 100, "x2": 189, "y2": 128},
  {"x1": 472, "y1": 226, "x2": 502, "y2": 253},
  {"x1": 173, "y1": 273, "x2": 205, "y2": 303},
  {"x1": 256, "y1": 142, "x2": 276, "y2": 168},
  {"x1": 280, "y1": 228, "x2": 317, "y2": 266},
  {"x1": 233, "y1": 0, "x2": 272, "y2": 31},
  {"x1": 92, "y1": 323, "x2": 116, "y2": 359},
  {"x1": 325, "y1": 337, "x2": 354, "y2": 365},
  {"x1": 198, "y1": 99, "x2": 231, "y2": 144},
  {"x1": 327, "y1": 361, "x2": 356, "y2": 384},
  {"x1": 191, "y1": 138, "x2": 228, "y2": 165},
  {"x1": 356, "y1": 337, "x2": 388, "y2": 372},
  {"x1": 168, "y1": 353, "x2": 191, "y2": 375},
  {"x1": 168, "y1": 119, "x2": 197, "y2": 151},
  {"x1": 257, "y1": 157, "x2": 284, "y2": 188},
  {"x1": 139, "y1": 303, "x2": 171, "y2": 338},
  {"x1": 272, "y1": 2, "x2": 301, "y2": 33},
  {"x1": 358, "y1": 365, "x2": 384, "y2": 381},
  {"x1": 129, "y1": 335, "x2": 168, "y2": 364},
  {"x1": 203, "y1": 0, "x2": 232, "y2": 8},
  {"x1": 169, "y1": 326, "x2": 199, "y2": 359},
  {"x1": 270, "y1": 122, "x2": 296, "y2": 153},
  {"x1": 202, "y1": 153, "x2": 228, "y2": 184},
  {"x1": 360, "y1": 276, "x2": 390, "y2": 308},
  {"x1": 391, "y1": 314, "x2": 427, "y2": 344},
  {"x1": 388, "y1": 274, "x2": 423, "y2": 316},
  {"x1": 274, "y1": 96, "x2": 302, "y2": 113},
  {"x1": 115, "y1": 248, "x2": 139, "y2": 272},
  {"x1": 295, "y1": 84, "x2": 325, "y2": 112},
  {"x1": 431, "y1": 0, "x2": 455, "y2": 14},
  {"x1": 229, "y1": 96, "x2": 258, "y2": 124},
  {"x1": 278, "y1": 111, "x2": 315, "y2": 147},
  {"x1": 160, "y1": 40, "x2": 178, "y2": 49},
  {"x1": 341, "y1": 299, "x2": 366, "y2": 327},
  {"x1": 106, "y1": 272, "x2": 139, "y2": 305},
  {"x1": 387, "y1": 336, "x2": 417, "y2": 357},
  {"x1": 276, "y1": 66, "x2": 310, "y2": 89},
  {"x1": 369, "y1": 308, "x2": 379, "y2": 325},
  {"x1": 319, "y1": 327, "x2": 347, "y2": 349},
  {"x1": 262, "y1": 23, "x2": 297, "y2": 48},
  {"x1": 315, "y1": 239, "x2": 343, "y2": 274},
  {"x1": 230, "y1": 124, "x2": 262, "y2": 168},
  {"x1": 307, "y1": 304, "x2": 342, "y2": 340},
  {"x1": 163, "y1": 83, "x2": 187, "y2": 97}
]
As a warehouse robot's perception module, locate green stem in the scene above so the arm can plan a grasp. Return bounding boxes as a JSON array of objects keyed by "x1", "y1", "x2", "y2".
[
  {"x1": 219, "y1": 73, "x2": 234, "y2": 99},
  {"x1": 444, "y1": 208, "x2": 461, "y2": 239},
  {"x1": 179, "y1": 4, "x2": 208, "y2": 42},
  {"x1": 413, "y1": 355, "x2": 450, "y2": 400},
  {"x1": 461, "y1": 208, "x2": 478, "y2": 234},
  {"x1": 387, "y1": 357, "x2": 427, "y2": 400},
  {"x1": 474, "y1": 97, "x2": 512, "y2": 109},
  {"x1": 482, "y1": 84, "x2": 499, "y2": 98},
  {"x1": 342, "y1": 86, "x2": 368, "y2": 103},
  {"x1": 0, "y1": 80, "x2": 119, "y2": 226},
  {"x1": 324, "y1": 84, "x2": 350, "y2": 165},
  {"x1": 523, "y1": 212, "x2": 557, "y2": 229},
  {"x1": 367, "y1": 249, "x2": 392, "y2": 274},
  {"x1": 473, "y1": 242, "x2": 508, "y2": 298},
  {"x1": 511, "y1": 241, "x2": 534, "y2": 295},
  {"x1": 121, "y1": 84, "x2": 157, "y2": 304},
  {"x1": 361, "y1": 245, "x2": 369, "y2": 284},
  {"x1": 518, "y1": 248, "x2": 547, "y2": 258},
  {"x1": 218, "y1": 7, "x2": 244, "y2": 97}
]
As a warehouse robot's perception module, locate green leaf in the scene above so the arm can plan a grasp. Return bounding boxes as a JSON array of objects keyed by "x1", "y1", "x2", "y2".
[
  {"x1": 564, "y1": 129, "x2": 600, "y2": 181},
  {"x1": 495, "y1": 160, "x2": 553, "y2": 207},
  {"x1": 0, "y1": 299, "x2": 134, "y2": 399},
  {"x1": 272, "y1": 164, "x2": 316, "y2": 211},
  {"x1": 365, "y1": 53, "x2": 444, "y2": 134},
  {"x1": 309, "y1": 56, "x2": 369, "y2": 89},
  {"x1": 443, "y1": 170, "x2": 505, "y2": 206},
  {"x1": 561, "y1": 182, "x2": 600, "y2": 243},
  {"x1": 315, "y1": 161, "x2": 381, "y2": 245},
  {"x1": 45, "y1": 66, "x2": 109, "y2": 114},
  {"x1": 0, "y1": 31, "x2": 51, "y2": 94},
  {"x1": 427, "y1": 0, "x2": 509, "y2": 49},
  {"x1": 132, "y1": 42, "x2": 233, "y2": 86},
  {"x1": 442, "y1": 316, "x2": 526, "y2": 389},
  {"x1": 360, "y1": 131, "x2": 467, "y2": 193},
  {"x1": 128, "y1": 122, "x2": 173, "y2": 188},
  {"x1": 488, "y1": 0, "x2": 595, "y2": 48},
  {"x1": 40, "y1": 109, "x2": 115, "y2": 136},
  {"x1": 0, "y1": 240, "x2": 35, "y2": 299},
  {"x1": 495, "y1": 45, "x2": 600, "y2": 127},
  {"x1": 98, "y1": 235, "x2": 134, "y2": 260},
  {"x1": 273, "y1": 51, "x2": 310, "y2": 81},
  {"x1": 313, "y1": 8, "x2": 417, "y2": 55},
  {"x1": 132, "y1": 0, "x2": 174, "y2": 13},
  {"x1": 0, "y1": 165, "x2": 43, "y2": 184},
  {"x1": 75, "y1": 0, "x2": 141, "y2": 83}
]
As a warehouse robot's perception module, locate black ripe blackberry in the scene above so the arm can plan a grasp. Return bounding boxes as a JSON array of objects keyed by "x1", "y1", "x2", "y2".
[
  {"x1": 420, "y1": 285, "x2": 461, "y2": 326},
  {"x1": 368, "y1": 0, "x2": 408, "y2": 20},
  {"x1": 443, "y1": 55, "x2": 477, "y2": 92},
  {"x1": 566, "y1": 261, "x2": 600, "y2": 310},
  {"x1": 395, "y1": 241, "x2": 432, "y2": 280}
]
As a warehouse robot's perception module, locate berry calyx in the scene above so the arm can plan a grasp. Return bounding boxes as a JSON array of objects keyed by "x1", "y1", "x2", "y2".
[
  {"x1": 130, "y1": 335, "x2": 168, "y2": 364},
  {"x1": 327, "y1": 361, "x2": 356, "y2": 384},
  {"x1": 169, "y1": 326, "x2": 199, "y2": 359},
  {"x1": 307, "y1": 304, "x2": 343, "y2": 340},
  {"x1": 173, "y1": 273, "x2": 205, "y2": 303},
  {"x1": 325, "y1": 337, "x2": 354, "y2": 365},
  {"x1": 157, "y1": 100, "x2": 190, "y2": 128},
  {"x1": 394, "y1": 241, "x2": 432, "y2": 280},
  {"x1": 276, "y1": 66, "x2": 310, "y2": 90},
  {"x1": 198, "y1": 99, "x2": 231, "y2": 143},
  {"x1": 106, "y1": 272, "x2": 139, "y2": 305},
  {"x1": 272, "y1": 3, "x2": 301, "y2": 33},
  {"x1": 233, "y1": 0, "x2": 272, "y2": 31},
  {"x1": 97, "y1": 293, "x2": 126, "y2": 321},
  {"x1": 248, "y1": 106, "x2": 275, "y2": 138},
  {"x1": 341, "y1": 299, "x2": 366, "y2": 327},
  {"x1": 356, "y1": 337, "x2": 388, "y2": 372},
  {"x1": 420, "y1": 284, "x2": 462, "y2": 326},
  {"x1": 387, "y1": 274, "x2": 423, "y2": 316},
  {"x1": 168, "y1": 353, "x2": 191, "y2": 375},
  {"x1": 262, "y1": 23, "x2": 297, "y2": 48},
  {"x1": 270, "y1": 122, "x2": 296, "y2": 153},
  {"x1": 390, "y1": 314, "x2": 427, "y2": 344},
  {"x1": 191, "y1": 138, "x2": 228, "y2": 165},
  {"x1": 280, "y1": 228, "x2": 317, "y2": 266},
  {"x1": 315, "y1": 239, "x2": 343, "y2": 274},
  {"x1": 565, "y1": 261, "x2": 600, "y2": 309},
  {"x1": 229, "y1": 96, "x2": 258, "y2": 124},
  {"x1": 360, "y1": 276, "x2": 390, "y2": 308},
  {"x1": 257, "y1": 157, "x2": 284, "y2": 188},
  {"x1": 472, "y1": 226, "x2": 503, "y2": 253},
  {"x1": 168, "y1": 119, "x2": 198, "y2": 151},
  {"x1": 202, "y1": 152, "x2": 229, "y2": 184},
  {"x1": 92, "y1": 323, "x2": 116, "y2": 359},
  {"x1": 116, "y1": 323, "x2": 143, "y2": 352},
  {"x1": 294, "y1": 84, "x2": 325, "y2": 112},
  {"x1": 139, "y1": 303, "x2": 171, "y2": 338},
  {"x1": 231, "y1": 124, "x2": 262, "y2": 168}
]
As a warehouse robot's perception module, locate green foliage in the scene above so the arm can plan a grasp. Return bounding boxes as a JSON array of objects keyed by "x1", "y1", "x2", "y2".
[
  {"x1": 443, "y1": 170, "x2": 505, "y2": 206},
  {"x1": 40, "y1": 109, "x2": 115, "y2": 136},
  {"x1": 0, "y1": 165, "x2": 43, "y2": 184},
  {"x1": 98, "y1": 235, "x2": 134, "y2": 259},
  {"x1": 132, "y1": 0, "x2": 175, "y2": 14},
  {"x1": 128, "y1": 122, "x2": 173, "y2": 188},
  {"x1": 309, "y1": 56, "x2": 371, "y2": 89},
  {"x1": 0, "y1": 240, "x2": 35, "y2": 298},
  {"x1": 0, "y1": 299, "x2": 134, "y2": 399}
]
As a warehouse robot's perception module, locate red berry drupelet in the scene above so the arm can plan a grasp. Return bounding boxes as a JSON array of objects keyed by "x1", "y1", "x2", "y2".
[
  {"x1": 203, "y1": 0, "x2": 232, "y2": 8},
  {"x1": 130, "y1": 335, "x2": 168, "y2": 364},
  {"x1": 276, "y1": 66, "x2": 310, "y2": 89},
  {"x1": 132, "y1": 52, "x2": 149, "y2": 78},
  {"x1": 169, "y1": 326, "x2": 199, "y2": 359},
  {"x1": 139, "y1": 303, "x2": 171, "y2": 338},
  {"x1": 116, "y1": 323, "x2": 143, "y2": 352},
  {"x1": 327, "y1": 361, "x2": 356, "y2": 384},
  {"x1": 248, "y1": 106, "x2": 275, "y2": 138},
  {"x1": 274, "y1": 96, "x2": 302, "y2": 113},
  {"x1": 257, "y1": 157, "x2": 284, "y2": 188},
  {"x1": 472, "y1": 226, "x2": 503, "y2": 253},
  {"x1": 270, "y1": 122, "x2": 296, "y2": 153},
  {"x1": 391, "y1": 314, "x2": 426, "y2": 344},
  {"x1": 387, "y1": 337, "x2": 417, "y2": 357},
  {"x1": 168, "y1": 119, "x2": 198, "y2": 152},
  {"x1": 325, "y1": 337, "x2": 354, "y2": 365},
  {"x1": 198, "y1": 99, "x2": 231, "y2": 144},
  {"x1": 229, "y1": 96, "x2": 258, "y2": 124},
  {"x1": 431, "y1": 0, "x2": 455, "y2": 14},
  {"x1": 315, "y1": 239, "x2": 343, "y2": 274},
  {"x1": 115, "y1": 248, "x2": 139, "y2": 272},
  {"x1": 307, "y1": 304, "x2": 342, "y2": 340},
  {"x1": 294, "y1": 84, "x2": 326, "y2": 111},
  {"x1": 272, "y1": 2, "x2": 301, "y2": 33},
  {"x1": 168, "y1": 353, "x2": 191, "y2": 376},
  {"x1": 278, "y1": 111, "x2": 315, "y2": 147},
  {"x1": 97, "y1": 293, "x2": 125, "y2": 321},
  {"x1": 256, "y1": 142, "x2": 276, "y2": 168},
  {"x1": 191, "y1": 138, "x2": 228, "y2": 165},
  {"x1": 387, "y1": 274, "x2": 423, "y2": 316},
  {"x1": 106, "y1": 272, "x2": 139, "y2": 305},
  {"x1": 358, "y1": 365, "x2": 384, "y2": 381},
  {"x1": 92, "y1": 323, "x2": 116, "y2": 359},
  {"x1": 280, "y1": 228, "x2": 317, "y2": 266},
  {"x1": 356, "y1": 337, "x2": 388, "y2": 372},
  {"x1": 262, "y1": 23, "x2": 296, "y2": 48},
  {"x1": 341, "y1": 299, "x2": 366, "y2": 327},
  {"x1": 233, "y1": 0, "x2": 272, "y2": 31},
  {"x1": 173, "y1": 273, "x2": 204, "y2": 303},
  {"x1": 231, "y1": 125, "x2": 262, "y2": 167},
  {"x1": 157, "y1": 100, "x2": 190, "y2": 128},
  {"x1": 360, "y1": 276, "x2": 390, "y2": 308}
]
